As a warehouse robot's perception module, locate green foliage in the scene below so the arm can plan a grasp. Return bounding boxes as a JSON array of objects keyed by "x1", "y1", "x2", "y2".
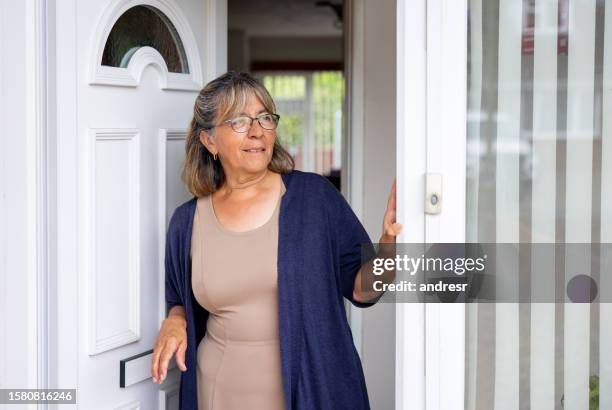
[
  {"x1": 560, "y1": 375, "x2": 599, "y2": 409},
  {"x1": 312, "y1": 71, "x2": 344, "y2": 148},
  {"x1": 589, "y1": 375, "x2": 599, "y2": 410},
  {"x1": 278, "y1": 114, "x2": 304, "y2": 148},
  {"x1": 263, "y1": 75, "x2": 306, "y2": 99}
]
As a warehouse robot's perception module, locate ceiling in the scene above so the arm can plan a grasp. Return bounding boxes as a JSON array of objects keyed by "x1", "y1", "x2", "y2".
[{"x1": 228, "y1": 0, "x2": 343, "y2": 37}]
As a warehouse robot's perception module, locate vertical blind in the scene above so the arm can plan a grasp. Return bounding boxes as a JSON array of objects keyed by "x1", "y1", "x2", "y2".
[{"x1": 466, "y1": 0, "x2": 611, "y2": 409}]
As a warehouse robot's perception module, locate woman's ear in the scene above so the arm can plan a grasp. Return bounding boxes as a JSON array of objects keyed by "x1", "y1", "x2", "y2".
[{"x1": 199, "y1": 129, "x2": 217, "y2": 155}]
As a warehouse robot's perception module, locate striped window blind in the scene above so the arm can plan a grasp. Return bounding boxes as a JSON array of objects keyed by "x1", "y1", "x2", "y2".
[{"x1": 465, "y1": 0, "x2": 611, "y2": 409}]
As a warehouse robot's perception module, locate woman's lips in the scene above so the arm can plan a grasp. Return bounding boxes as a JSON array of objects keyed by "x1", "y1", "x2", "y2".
[{"x1": 242, "y1": 148, "x2": 265, "y2": 153}]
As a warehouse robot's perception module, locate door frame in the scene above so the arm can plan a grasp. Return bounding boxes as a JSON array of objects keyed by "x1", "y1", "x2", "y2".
[
  {"x1": 343, "y1": 0, "x2": 367, "y2": 354},
  {"x1": 422, "y1": 0, "x2": 468, "y2": 409},
  {"x1": 344, "y1": 1, "x2": 433, "y2": 407},
  {"x1": 395, "y1": 0, "x2": 427, "y2": 408},
  {"x1": 40, "y1": 0, "x2": 468, "y2": 406},
  {"x1": 1, "y1": 0, "x2": 52, "y2": 395},
  {"x1": 50, "y1": 0, "x2": 79, "y2": 395},
  {"x1": 396, "y1": 0, "x2": 468, "y2": 409}
]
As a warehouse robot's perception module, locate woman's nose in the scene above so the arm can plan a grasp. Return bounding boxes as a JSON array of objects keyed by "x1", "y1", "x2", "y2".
[{"x1": 248, "y1": 119, "x2": 265, "y2": 138}]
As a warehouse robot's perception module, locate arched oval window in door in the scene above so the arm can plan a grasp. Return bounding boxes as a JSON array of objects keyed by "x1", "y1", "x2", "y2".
[{"x1": 101, "y1": 5, "x2": 189, "y2": 74}]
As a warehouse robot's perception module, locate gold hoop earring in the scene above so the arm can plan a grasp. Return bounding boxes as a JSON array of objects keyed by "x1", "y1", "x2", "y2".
[{"x1": 213, "y1": 153, "x2": 218, "y2": 161}]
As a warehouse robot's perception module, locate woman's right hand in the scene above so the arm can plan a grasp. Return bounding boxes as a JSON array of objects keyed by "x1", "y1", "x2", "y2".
[{"x1": 151, "y1": 306, "x2": 188, "y2": 384}]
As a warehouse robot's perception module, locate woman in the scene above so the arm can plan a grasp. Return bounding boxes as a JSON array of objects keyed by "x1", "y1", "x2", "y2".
[{"x1": 150, "y1": 71, "x2": 401, "y2": 410}]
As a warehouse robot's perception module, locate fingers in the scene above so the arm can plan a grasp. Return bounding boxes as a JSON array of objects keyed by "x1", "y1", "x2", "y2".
[
  {"x1": 151, "y1": 317, "x2": 188, "y2": 385},
  {"x1": 385, "y1": 222, "x2": 403, "y2": 237},
  {"x1": 157, "y1": 338, "x2": 178, "y2": 383},
  {"x1": 386, "y1": 179, "x2": 397, "y2": 212},
  {"x1": 151, "y1": 337, "x2": 185, "y2": 384},
  {"x1": 384, "y1": 206, "x2": 396, "y2": 223},
  {"x1": 382, "y1": 179, "x2": 400, "y2": 239},
  {"x1": 151, "y1": 340, "x2": 162, "y2": 383},
  {"x1": 176, "y1": 340, "x2": 188, "y2": 372}
]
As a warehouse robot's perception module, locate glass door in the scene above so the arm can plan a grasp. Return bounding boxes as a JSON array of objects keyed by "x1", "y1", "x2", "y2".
[{"x1": 423, "y1": 0, "x2": 612, "y2": 409}]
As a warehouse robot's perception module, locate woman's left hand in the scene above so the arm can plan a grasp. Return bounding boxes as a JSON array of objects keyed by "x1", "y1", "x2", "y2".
[
  {"x1": 381, "y1": 179, "x2": 402, "y2": 243},
  {"x1": 352, "y1": 179, "x2": 402, "y2": 303}
]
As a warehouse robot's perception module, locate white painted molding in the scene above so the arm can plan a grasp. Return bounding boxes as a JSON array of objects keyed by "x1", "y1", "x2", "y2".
[
  {"x1": 157, "y1": 129, "x2": 187, "y2": 324},
  {"x1": 88, "y1": 0, "x2": 203, "y2": 90},
  {"x1": 396, "y1": 0, "x2": 427, "y2": 408},
  {"x1": 204, "y1": 0, "x2": 228, "y2": 78},
  {"x1": 343, "y1": 0, "x2": 367, "y2": 355},
  {"x1": 27, "y1": 0, "x2": 47, "y2": 392},
  {"x1": 114, "y1": 399, "x2": 141, "y2": 410},
  {"x1": 158, "y1": 377, "x2": 181, "y2": 410},
  {"x1": 53, "y1": 0, "x2": 80, "y2": 394},
  {"x1": 424, "y1": 0, "x2": 467, "y2": 409},
  {"x1": 94, "y1": 47, "x2": 201, "y2": 91},
  {"x1": 83, "y1": 129, "x2": 141, "y2": 355}
]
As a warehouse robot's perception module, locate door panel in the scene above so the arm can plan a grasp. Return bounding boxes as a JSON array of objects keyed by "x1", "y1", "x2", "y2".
[{"x1": 56, "y1": 1, "x2": 224, "y2": 408}]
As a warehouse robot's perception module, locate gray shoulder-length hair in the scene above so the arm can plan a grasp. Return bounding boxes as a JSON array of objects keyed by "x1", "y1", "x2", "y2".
[{"x1": 181, "y1": 71, "x2": 295, "y2": 197}]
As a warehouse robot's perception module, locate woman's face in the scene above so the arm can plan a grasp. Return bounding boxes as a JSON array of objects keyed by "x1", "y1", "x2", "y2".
[{"x1": 201, "y1": 93, "x2": 276, "y2": 177}]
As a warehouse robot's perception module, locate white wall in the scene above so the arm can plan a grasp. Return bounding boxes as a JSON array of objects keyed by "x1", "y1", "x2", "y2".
[{"x1": 0, "y1": 0, "x2": 43, "y2": 400}]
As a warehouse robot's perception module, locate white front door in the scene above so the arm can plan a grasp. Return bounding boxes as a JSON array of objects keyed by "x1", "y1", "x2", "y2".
[{"x1": 53, "y1": 1, "x2": 226, "y2": 408}]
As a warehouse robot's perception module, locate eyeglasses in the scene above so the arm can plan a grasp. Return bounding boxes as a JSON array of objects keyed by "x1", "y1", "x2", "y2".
[{"x1": 221, "y1": 113, "x2": 280, "y2": 133}]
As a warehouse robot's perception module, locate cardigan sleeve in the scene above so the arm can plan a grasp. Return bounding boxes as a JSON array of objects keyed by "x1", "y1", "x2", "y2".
[
  {"x1": 323, "y1": 177, "x2": 380, "y2": 308},
  {"x1": 165, "y1": 207, "x2": 184, "y2": 316}
]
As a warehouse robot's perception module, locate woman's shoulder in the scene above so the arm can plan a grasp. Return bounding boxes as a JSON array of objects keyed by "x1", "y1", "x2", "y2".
[
  {"x1": 283, "y1": 170, "x2": 349, "y2": 225},
  {"x1": 167, "y1": 196, "x2": 198, "y2": 236},
  {"x1": 285, "y1": 169, "x2": 341, "y2": 198}
]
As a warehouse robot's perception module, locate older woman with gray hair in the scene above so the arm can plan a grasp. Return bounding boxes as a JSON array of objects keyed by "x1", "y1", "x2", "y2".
[{"x1": 151, "y1": 71, "x2": 401, "y2": 410}]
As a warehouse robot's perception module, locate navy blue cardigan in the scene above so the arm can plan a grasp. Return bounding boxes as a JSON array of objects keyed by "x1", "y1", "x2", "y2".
[{"x1": 164, "y1": 169, "x2": 379, "y2": 410}]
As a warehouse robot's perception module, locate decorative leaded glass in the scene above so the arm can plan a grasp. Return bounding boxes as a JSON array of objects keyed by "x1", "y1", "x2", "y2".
[{"x1": 102, "y1": 5, "x2": 189, "y2": 73}]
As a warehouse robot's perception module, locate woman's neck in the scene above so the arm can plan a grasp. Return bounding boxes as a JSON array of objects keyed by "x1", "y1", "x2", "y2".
[{"x1": 221, "y1": 169, "x2": 270, "y2": 195}]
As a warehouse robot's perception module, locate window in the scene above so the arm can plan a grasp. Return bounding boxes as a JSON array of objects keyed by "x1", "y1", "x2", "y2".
[
  {"x1": 102, "y1": 5, "x2": 189, "y2": 74},
  {"x1": 257, "y1": 71, "x2": 344, "y2": 177}
]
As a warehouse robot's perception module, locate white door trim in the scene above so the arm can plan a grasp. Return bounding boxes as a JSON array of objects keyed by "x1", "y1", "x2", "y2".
[
  {"x1": 343, "y1": 0, "x2": 367, "y2": 354},
  {"x1": 204, "y1": 0, "x2": 228, "y2": 79},
  {"x1": 396, "y1": 0, "x2": 427, "y2": 409},
  {"x1": 423, "y1": 0, "x2": 468, "y2": 409},
  {"x1": 52, "y1": 0, "x2": 80, "y2": 394},
  {"x1": 29, "y1": 0, "x2": 50, "y2": 394},
  {"x1": 0, "y1": 0, "x2": 48, "y2": 393},
  {"x1": 88, "y1": 0, "x2": 205, "y2": 90}
]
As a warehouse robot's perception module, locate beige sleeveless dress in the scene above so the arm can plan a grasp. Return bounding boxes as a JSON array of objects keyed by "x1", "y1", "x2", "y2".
[{"x1": 190, "y1": 180, "x2": 287, "y2": 410}]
